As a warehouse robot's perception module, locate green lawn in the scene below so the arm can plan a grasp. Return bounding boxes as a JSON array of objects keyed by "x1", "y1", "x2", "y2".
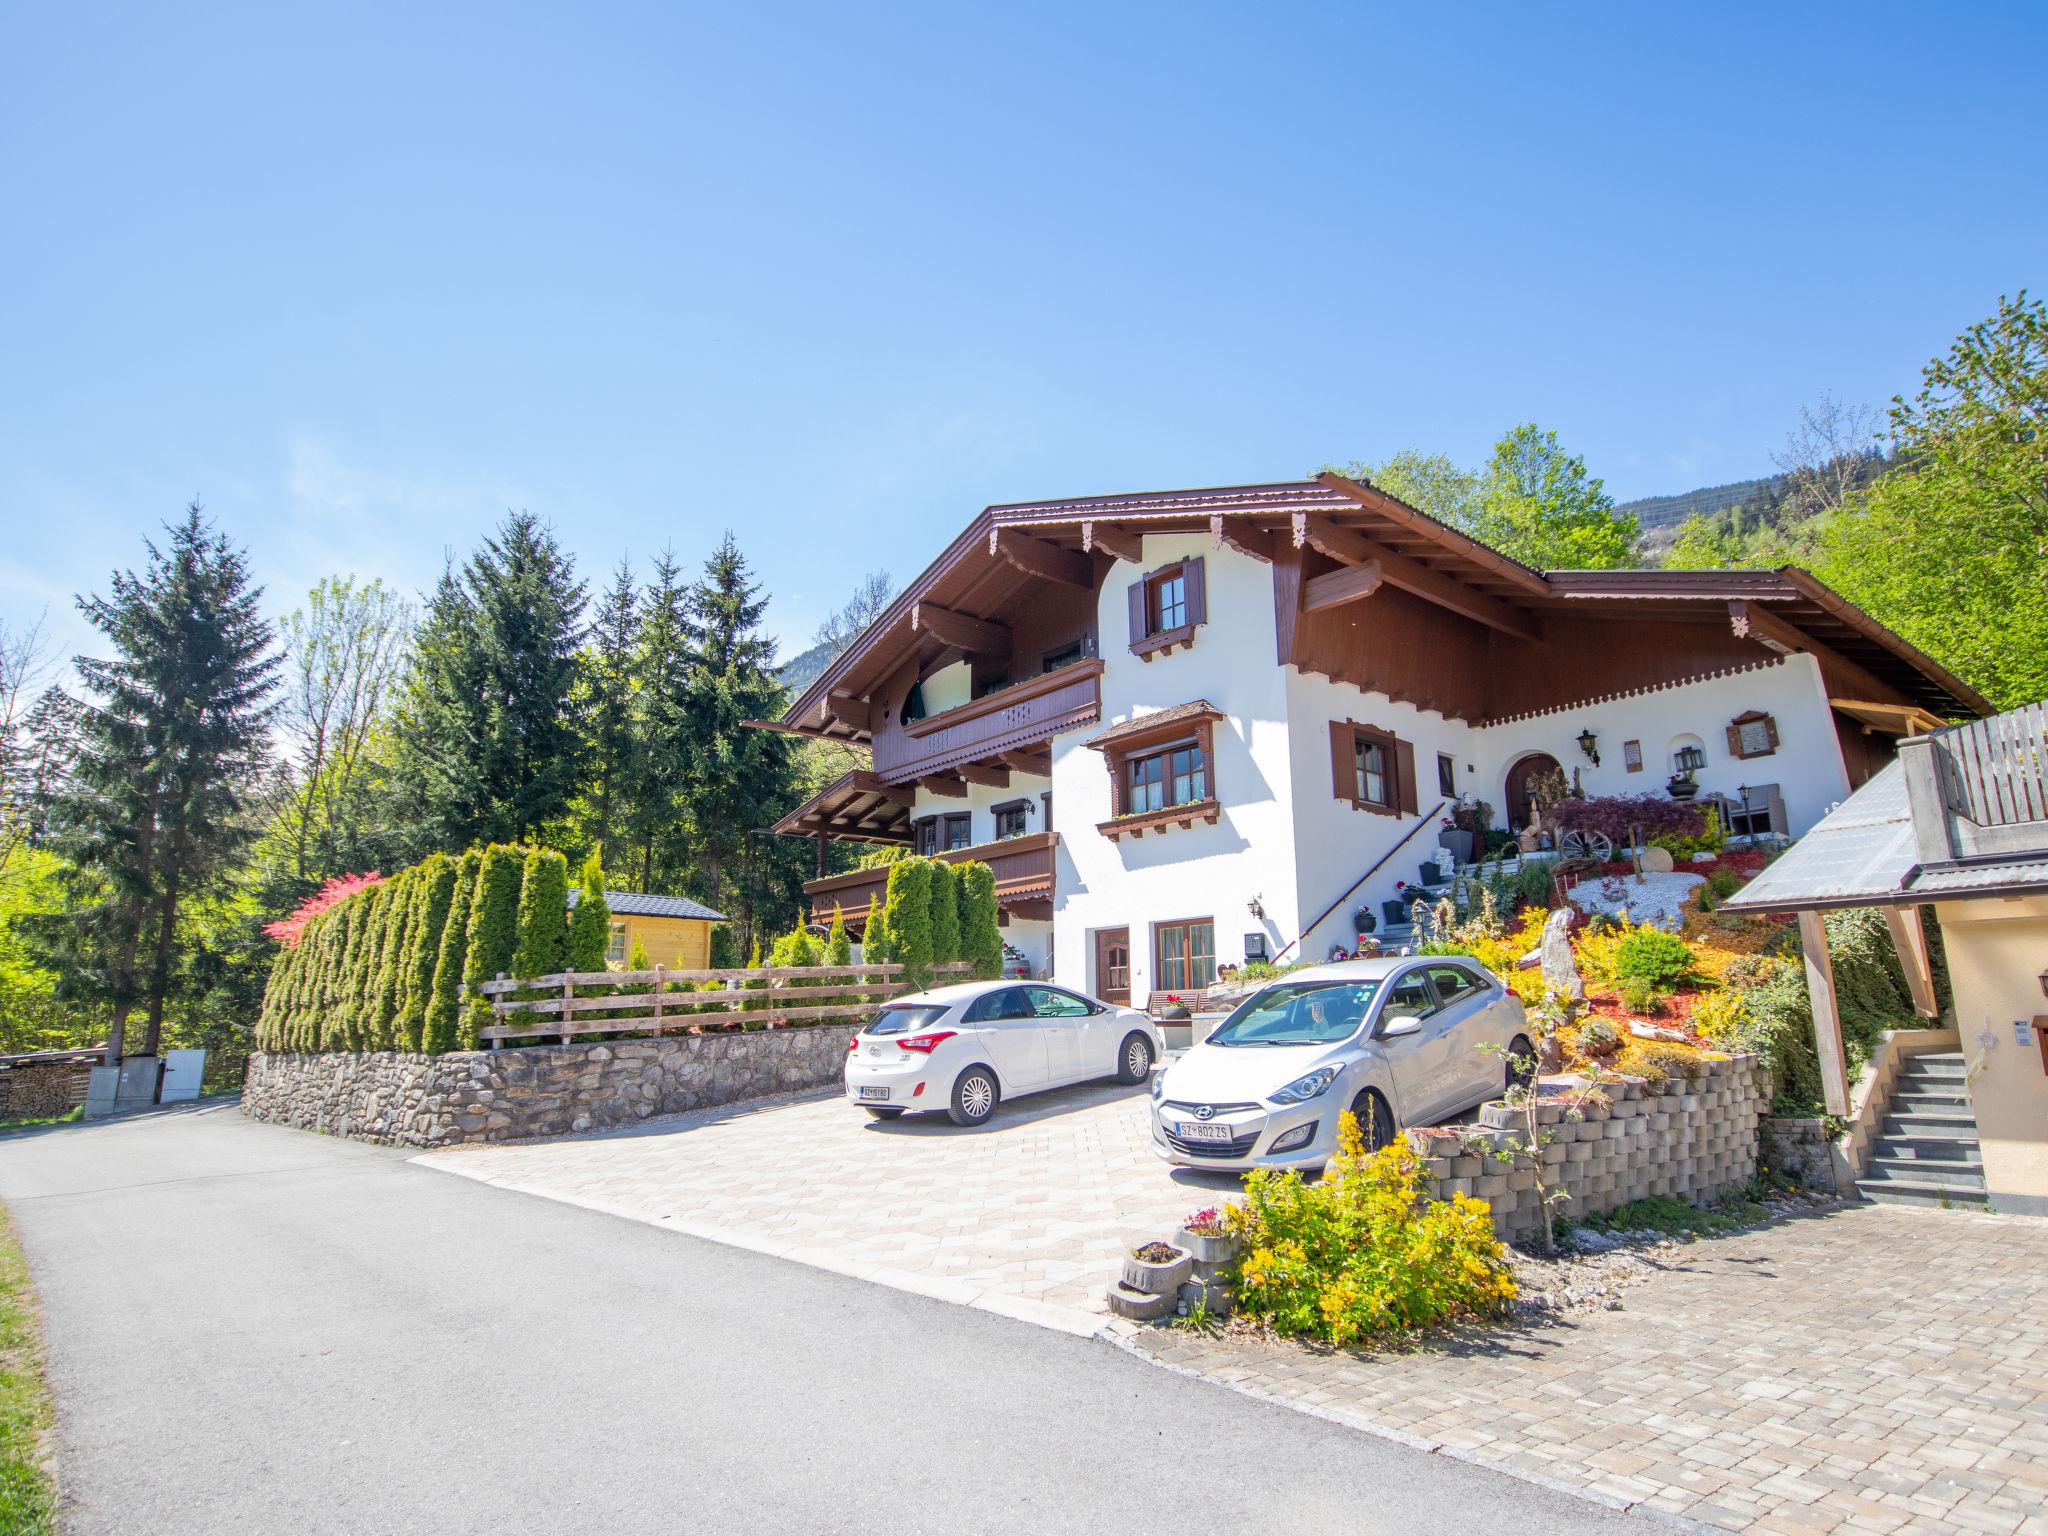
[{"x1": 0, "y1": 1202, "x2": 57, "y2": 1536}]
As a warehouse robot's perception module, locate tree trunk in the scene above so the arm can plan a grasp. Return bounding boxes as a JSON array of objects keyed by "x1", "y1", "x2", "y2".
[{"x1": 140, "y1": 871, "x2": 183, "y2": 1057}]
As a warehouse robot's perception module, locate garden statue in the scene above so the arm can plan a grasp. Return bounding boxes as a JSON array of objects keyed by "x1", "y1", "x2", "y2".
[{"x1": 1516, "y1": 907, "x2": 1585, "y2": 1002}]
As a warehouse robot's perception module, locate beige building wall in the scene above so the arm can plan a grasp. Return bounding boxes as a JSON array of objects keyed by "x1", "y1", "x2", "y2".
[
  {"x1": 609, "y1": 915, "x2": 714, "y2": 971},
  {"x1": 1936, "y1": 893, "x2": 2048, "y2": 1217}
]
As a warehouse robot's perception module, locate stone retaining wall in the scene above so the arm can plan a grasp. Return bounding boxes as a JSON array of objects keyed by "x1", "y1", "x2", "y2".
[
  {"x1": 242, "y1": 1024, "x2": 859, "y2": 1147},
  {"x1": 1410, "y1": 1054, "x2": 1766, "y2": 1243},
  {"x1": 1759, "y1": 1115, "x2": 1841, "y2": 1193}
]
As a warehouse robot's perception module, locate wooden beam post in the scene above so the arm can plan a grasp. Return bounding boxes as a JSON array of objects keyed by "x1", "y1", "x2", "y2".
[
  {"x1": 912, "y1": 602, "x2": 1012, "y2": 658},
  {"x1": 1798, "y1": 910, "x2": 1852, "y2": 1116},
  {"x1": 1727, "y1": 600, "x2": 1907, "y2": 707},
  {"x1": 815, "y1": 832, "x2": 828, "y2": 878},
  {"x1": 1302, "y1": 560, "x2": 1384, "y2": 612},
  {"x1": 1290, "y1": 513, "x2": 1540, "y2": 642},
  {"x1": 1082, "y1": 521, "x2": 1145, "y2": 563},
  {"x1": 989, "y1": 528, "x2": 1095, "y2": 587},
  {"x1": 1882, "y1": 904, "x2": 1941, "y2": 1020},
  {"x1": 1212, "y1": 514, "x2": 1275, "y2": 563},
  {"x1": 918, "y1": 774, "x2": 968, "y2": 797},
  {"x1": 953, "y1": 763, "x2": 1010, "y2": 788}
]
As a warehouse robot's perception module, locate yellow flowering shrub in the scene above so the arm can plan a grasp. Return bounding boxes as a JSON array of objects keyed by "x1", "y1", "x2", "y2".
[
  {"x1": 1612, "y1": 1037, "x2": 1708, "y2": 1088},
  {"x1": 1223, "y1": 1113, "x2": 1516, "y2": 1345}
]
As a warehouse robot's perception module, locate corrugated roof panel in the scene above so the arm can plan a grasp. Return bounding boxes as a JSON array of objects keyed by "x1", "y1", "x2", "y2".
[{"x1": 1721, "y1": 763, "x2": 1917, "y2": 911}]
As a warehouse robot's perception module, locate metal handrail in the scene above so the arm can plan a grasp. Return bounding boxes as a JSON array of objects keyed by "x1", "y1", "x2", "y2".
[{"x1": 1272, "y1": 800, "x2": 1449, "y2": 963}]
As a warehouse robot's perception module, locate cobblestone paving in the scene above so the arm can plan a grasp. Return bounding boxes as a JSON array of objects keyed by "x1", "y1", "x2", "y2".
[
  {"x1": 1135, "y1": 1203, "x2": 2048, "y2": 1536},
  {"x1": 420, "y1": 1079, "x2": 1230, "y2": 1332}
]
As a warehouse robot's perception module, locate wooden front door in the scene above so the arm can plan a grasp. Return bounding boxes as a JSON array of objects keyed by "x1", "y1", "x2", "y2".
[
  {"x1": 1093, "y1": 928, "x2": 1131, "y2": 1006},
  {"x1": 1504, "y1": 752, "x2": 1563, "y2": 835}
]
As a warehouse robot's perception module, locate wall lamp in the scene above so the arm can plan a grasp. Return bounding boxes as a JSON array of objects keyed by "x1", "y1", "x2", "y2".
[
  {"x1": 1576, "y1": 728, "x2": 1600, "y2": 768},
  {"x1": 1247, "y1": 894, "x2": 1266, "y2": 920}
]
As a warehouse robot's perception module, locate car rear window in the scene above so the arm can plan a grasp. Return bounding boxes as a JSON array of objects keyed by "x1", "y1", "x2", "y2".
[{"x1": 864, "y1": 1005, "x2": 951, "y2": 1037}]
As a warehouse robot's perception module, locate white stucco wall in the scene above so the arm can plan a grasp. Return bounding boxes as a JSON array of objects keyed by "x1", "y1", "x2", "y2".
[
  {"x1": 918, "y1": 658, "x2": 974, "y2": 717},
  {"x1": 1467, "y1": 653, "x2": 1851, "y2": 841},
  {"x1": 908, "y1": 772, "x2": 1051, "y2": 845},
  {"x1": 1051, "y1": 533, "x2": 1297, "y2": 1004}
]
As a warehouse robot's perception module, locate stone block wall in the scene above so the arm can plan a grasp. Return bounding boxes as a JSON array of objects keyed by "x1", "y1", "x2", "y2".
[
  {"x1": 1409, "y1": 1054, "x2": 1766, "y2": 1243},
  {"x1": 1759, "y1": 1116, "x2": 1841, "y2": 1193},
  {"x1": 243, "y1": 1024, "x2": 861, "y2": 1147}
]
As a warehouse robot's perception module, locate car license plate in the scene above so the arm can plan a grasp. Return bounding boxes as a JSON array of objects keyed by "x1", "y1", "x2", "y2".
[
  {"x1": 1176, "y1": 1121, "x2": 1234, "y2": 1142},
  {"x1": 857, "y1": 1086, "x2": 890, "y2": 1102}
]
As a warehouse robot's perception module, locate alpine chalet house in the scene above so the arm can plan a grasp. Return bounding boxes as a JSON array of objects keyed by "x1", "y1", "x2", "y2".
[{"x1": 762, "y1": 476, "x2": 1986, "y2": 1006}]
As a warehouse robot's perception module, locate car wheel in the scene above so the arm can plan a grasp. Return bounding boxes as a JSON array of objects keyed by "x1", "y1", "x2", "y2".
[
  {"x1": 1115, "y1": 1031, "x2": 1154, "y2": 1085},
  {"x1": 948, "y1": 1067, "x2": 999, "y2": 1127},
  {"x1": 1507, "y1": 1035, "x2": 1536, "y2": 1092},
  {"x1": 862, "y1": 1106, "x2": 905, "y2": 1120},
  {"x1": 1348, "y1": 1089, "x2": 1395, "y2": 1152}
]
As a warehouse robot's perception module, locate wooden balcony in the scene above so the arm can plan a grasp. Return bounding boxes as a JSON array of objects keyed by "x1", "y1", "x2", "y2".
[
  {"x1": 871, "y1": 658, "x2": 1102, "y2": 784},
  {"x1": 806, "y1": 832, "x2": 1059, "y2": 929}
]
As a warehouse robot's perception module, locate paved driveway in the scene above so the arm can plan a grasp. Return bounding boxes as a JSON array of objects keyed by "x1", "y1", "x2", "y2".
[
  {"x1": 422, "y1": 1078, "x2": 1218, "y2": 1331},
  {"x1": 0, "y1": 1102, "x2": 1639, "y2": 1535}
]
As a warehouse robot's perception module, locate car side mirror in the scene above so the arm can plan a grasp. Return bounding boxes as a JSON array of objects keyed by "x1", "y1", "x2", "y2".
[{"x1": 1380, "y1": 1014, "x2": 1423, "y2": 1039}]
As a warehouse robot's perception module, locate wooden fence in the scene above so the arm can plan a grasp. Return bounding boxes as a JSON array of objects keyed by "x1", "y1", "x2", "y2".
[
  {"x1": 474, "y1": 961, "x2": 978, "y2": 1045},
  {"x1": 1934, "y1": 702, "x2": 2047, "y2": 829}
]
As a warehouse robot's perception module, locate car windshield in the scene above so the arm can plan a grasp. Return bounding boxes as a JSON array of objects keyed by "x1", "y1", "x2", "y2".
[
  {"x1": 1205, "y1": 981, "x2": 1379, "y2": 1047},
  {"x1": 864, "y1": 1004, "x2": 951, "y2": 1036}
]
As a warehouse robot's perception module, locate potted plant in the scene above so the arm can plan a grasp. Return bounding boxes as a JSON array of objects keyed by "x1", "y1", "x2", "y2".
[
  {"x1": 1121, "y1": 1240, "x2": 1193, "y2": 1295},
  {"x1": 1351, "y1": 905, "x2": 1377, "y2": 935},
  {"x1": 1153, "y1": 993, "x2": 1191, "y2": 1022},
  {"x1": 1174, "y1": 1206, "x2": 1236, "y2": 1266},
  {"x1": 1666, "y1": 770, "x2": 1699, "y2": 801},
  {"x1": 1437, "y1": 814, "x2": 1476, "y2": 865}
]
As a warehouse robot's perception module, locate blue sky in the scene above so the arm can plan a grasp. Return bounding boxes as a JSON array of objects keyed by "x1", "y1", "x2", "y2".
[{"x1": 4, "y1": 2, "x2": 2043, "y2": 669}]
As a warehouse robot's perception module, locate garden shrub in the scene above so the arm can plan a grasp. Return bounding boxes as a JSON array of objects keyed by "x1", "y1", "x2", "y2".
[
  {"x1": 422, "y1": 851, "x2": 480, "y2": 1054},
  {"x1": 400, "y1": 854, "x2": 457, "y2": 1052},
  {"x1": 1616, "y1": 978, "x2": 1666, "y2": 1014},
  {"x1": 1649, "y1": 806, "x2": 1727, "y2": 860},
  {"x1": 881, "y1": 857, "x2": 934, "y2": 991},
  {"x1": 1611, "y1": 928, "x2": 1696, "y2": 990},
  {"x1": 627, "y1": 932, "x2": 651, "y2": 971},
  {"x1": 368, "y1": 867, "x2": 415, "y2": 1049},
  {"x1": 463, "y1": 844, "x2": 524, "y2": 1039},
  {"x1": 1224, "y1": 1112, "x2": 1516, "y2": 1346},
  {"x1": 567, "y1": 851, "x2": 611, "y2": 973},
  {"x1": 1553, "y1": 794, "x2": 1705, "y2": 850},
  {"x1": 512, "y1": 847, "x2": 570, "y2": 980},
  {"x1": 928, "y1": 861, "x2": 961, "y2": 967},
  {"x1": 708, "y1": 922, "x2": 739, "y2": 970},
  {"x1": 955, "y1": 863, "x2": 1003, "y2": 980},
  {"x1": 1613, "y1": 1037, "x2": 1705, "y2": 1088}
]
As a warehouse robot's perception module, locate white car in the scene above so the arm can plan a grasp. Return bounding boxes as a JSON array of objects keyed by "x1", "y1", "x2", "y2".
[
  {"x1": 1150, "y1": 956, "x2": 1531, "y2": 1171},
  {"x1": 846, "y1": 979, "x2": 1165, "y2": 1127}
]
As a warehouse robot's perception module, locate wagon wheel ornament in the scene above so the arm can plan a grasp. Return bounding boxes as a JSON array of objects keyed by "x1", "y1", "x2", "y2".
[{"x1": 1559, "y1": 829, "x2": 1613, "y2": 861}]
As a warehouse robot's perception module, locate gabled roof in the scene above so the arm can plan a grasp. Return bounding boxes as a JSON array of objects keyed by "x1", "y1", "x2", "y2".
[
  {"x1": 567, "y1": 889, "x2": 728, "y2": 922},
  {"x1": 772, "y1": 474, "x2": 1990, "y2": 743}
]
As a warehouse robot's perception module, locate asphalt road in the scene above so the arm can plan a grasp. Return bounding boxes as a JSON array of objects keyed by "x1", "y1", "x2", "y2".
[{"x1": 0, "y1": 1102, "x2": 1648, "y2": 1535}]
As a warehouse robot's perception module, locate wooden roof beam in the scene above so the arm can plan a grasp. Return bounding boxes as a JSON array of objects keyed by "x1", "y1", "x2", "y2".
[
  {"x1": 1292, "y1": 514, "x2": 1541, "y2": 642},
  {"x1": 1213, "y1": 514, "x2": 1275, "y2": 563},
  {"x1": 990, "y1": 528, "x2": 1095, "y2": 588},
  {"x1": 911, "y1": 602, "x2": 1011, "y2": 659},
  {"x1": 954, "y1": 763, "x2": 1010, "y2": 789},
  {"x1": 918, "y1": 775, "x2": 969, "y2": 798},
  {"x1": 1728, "y1": 601, "x2": 1906, "y2": 707},
  {"x1": 998, "y1": 749, "x2": 1052, "y2": 777},
  {"x1": 1302, "y1": 560, "x2": 1383, "y2": 613},
  {"x1": 1081, "y1": 521, "x2": 1145, "y2": 563}
]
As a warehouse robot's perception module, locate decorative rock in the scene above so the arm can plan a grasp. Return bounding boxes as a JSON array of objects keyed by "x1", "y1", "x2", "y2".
[
  {"x1": 1516, "y1": 908, "x2": 1584, "y2": 1001},
  {"x1": 1640, "y1": 845, "x2": 1676, "y2": 874}
]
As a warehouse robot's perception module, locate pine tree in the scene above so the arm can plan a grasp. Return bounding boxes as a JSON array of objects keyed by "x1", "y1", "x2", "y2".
[
  {"x1": 400, "y1": 854, "x2": 457, "y2": 1051},
  {"x1": 423, "y1": 851, "x2": 480, "y2": 1054},
  {"x1": 392, "y1": 514, "x2": 588, "y2": 848},
  {"x1": 928, "y1": 861, "x2": 961, "y2": 970},
  {"x1": 956, "y1": 863, "x2": 1003, "y2": 979},
  {"x1": 462, "y1": 844, "x2": 524, "y2": 1043},
  {"x1": 677, "y1": 534, "x2": 801, "y2": 932},
  {"x1": 568, "y1": 850, "x2": 612, "y2": 972},
  {"x1": 623, "y1": 549, "x2": 691, "y2": 889},
  {"x1": 578, "y1": 560, "x2": 641, "y2": 859},
  {"x1": 40, "y1": 504, "x2": 278, "y2": 1060},
  {"x1": 512, "y1": 847, "x2": 570, "y2": 980}
]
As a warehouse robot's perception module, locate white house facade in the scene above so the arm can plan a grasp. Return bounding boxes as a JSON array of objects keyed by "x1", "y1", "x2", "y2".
[{"x1": 768, "y1": 478, "x2": 1986, "y2": 1008}]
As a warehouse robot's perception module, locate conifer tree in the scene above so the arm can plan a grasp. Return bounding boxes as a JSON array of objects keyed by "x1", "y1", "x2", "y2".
[
  {"x1": 956, "y1": 863, "x2": 1003, "y2": 979},
  {"x1": 881, "y1": 858, "x2": 934, "y2": 992},
  {"x1": 513, "y1": 847, "x2": 570, "y2": 980},
  {"x1": 41, "y1": 504, "x2": 278, "y2": 1060},
  {"x1": 708, "y1": 922, "x2": 739, "y2": 970},
  {"x1": 343, "y1": 883, "x2": 388, "y2": 1048},
  {"x1": 462, "y1": 844, "x2": 524, "y2": 1041},
  {"x1": 368, "y1": 867, "x2": 414, "y2": 1049},
  {"x1": 823, "y1": 905, "x2": 851, "y2": 968},
  {"x1": 423, "y1": 851, "x2": 480, "y2": 1053},
  {"x1": 578, "y1": 560, "x2": 641, "y2": 859},
  {"x1": 623, "y1": 549, "x2": 691, "y2": 889},
  {"x1": 626, "y1": 932, "x2": 652, "y2": 971},
  {"x1": 928, "y1": 861, "x2": 961, "y2": 970},
  {"x1": 400, "y1": 854, "x2": 457, "y2": 1051},
  {"x1": 861, "y1": 894, "x2": 889, "y2": 964},
  {"x1": 568, "y1": 850, "x2": 612, "y2": 972}
]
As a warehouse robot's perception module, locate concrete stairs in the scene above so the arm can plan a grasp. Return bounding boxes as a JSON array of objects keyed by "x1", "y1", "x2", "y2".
[{"x1": 1856, "y1": 1052, "x2": 1988, "y2": 1210}]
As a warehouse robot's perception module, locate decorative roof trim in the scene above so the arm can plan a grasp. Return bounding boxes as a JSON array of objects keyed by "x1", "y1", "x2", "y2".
[
  {"x1": 1477, "y1": 656, "x2": 1788, "y2": 728},
  {"x1": 1086, "y1": 701, "x2": 1225, "y2": 751}
]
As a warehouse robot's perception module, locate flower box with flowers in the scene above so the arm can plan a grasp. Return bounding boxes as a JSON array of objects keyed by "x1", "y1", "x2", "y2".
[{"x1": 1175, "y1": 1206, "x2": 1236, "y2": 1266}]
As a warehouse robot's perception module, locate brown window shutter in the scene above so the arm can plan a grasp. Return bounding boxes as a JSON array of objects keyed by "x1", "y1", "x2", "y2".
[
  {"x1": 1394, "y1": 736, "x2": 1419, "y2": 815},
  {"x1": 1765, "y1": 714, "x2": 1779, "y2": 750},
  {"x1": 1329, "y1": 720, "x2": 1353, "y2": 801},
  {"x1": 1183, "y1": 556, "x2": 1207, "y2": 627},
  {"x1": 1127, "y1": 579, "x2": 1148, "y2": 648},
  {"x1": 1725, "y1": 723, "x2": 1743, "y2": 756}
]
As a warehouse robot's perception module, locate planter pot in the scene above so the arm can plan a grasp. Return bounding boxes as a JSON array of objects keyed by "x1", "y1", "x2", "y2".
[
  {"x1": 1351, "y1": 907, "x2": 1377, "y2": 936},
  {"x1": 1667, "y1": 776, "x2": 1699, "y2": 801},
  {"x1": 1105, "y1": 1282, "x2": 1173, "y2": 1322},
  {"x1": 1382, "y1": 898, "x2": 1414, "y2": 926},
  {"x1": 1437, "y1": 828, "x2": 1476, "y2": 864},
  {"x1": 1174, "y1": 1227, "x2": 1237, "y2": 1266},
  {"x1": 1159, "y1": 1022, "x2": 1193, "y2": 1051},
  {"x1": 1121, "y1": 1243, "x2": 1193, "y2": 1295},
  {"x1": 1153, "y1": 1002, "x2": 1191, "y2": 1022},
  {"x1": 1176, "y1": 1277, "x2": 1235, "y2": 1319}
]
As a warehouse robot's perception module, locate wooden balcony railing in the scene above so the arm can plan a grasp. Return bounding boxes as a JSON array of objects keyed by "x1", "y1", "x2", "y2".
[
  {"x1": 806, "y1": 831, "x2": 1059, "y2": 926},
  {"x1": 871, "y1": 658, "x2": 1102, "y2": 782}
]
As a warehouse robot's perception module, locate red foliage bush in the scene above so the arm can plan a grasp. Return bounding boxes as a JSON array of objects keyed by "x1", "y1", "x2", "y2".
[
  {"x1": 262, "y1": 871, "x2": 385, "y2": 949},
  {"x1": 1551, "y1": 794, "x2": 1705, "y2": 844}
]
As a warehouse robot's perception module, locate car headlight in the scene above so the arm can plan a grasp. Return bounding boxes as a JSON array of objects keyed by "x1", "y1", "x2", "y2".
[
  {"x1": 1268, "y1": 1066, "x2": 1339, "y2": 1105},
  {"x1": 1150, "y1": 1071, "x2": 1166, "y2": 1100}
]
